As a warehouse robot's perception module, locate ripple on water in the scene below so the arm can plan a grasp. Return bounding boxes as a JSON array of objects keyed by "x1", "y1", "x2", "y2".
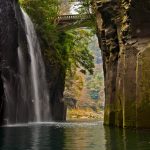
[{"x1": 1, "y1": 121, "x2": 150, "y2": 150}]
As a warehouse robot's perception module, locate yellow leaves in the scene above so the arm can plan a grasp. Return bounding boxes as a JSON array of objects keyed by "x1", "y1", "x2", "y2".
[
  {"x1": 121, "y1": 23, "x2": 129, "y2": 32},
  {"x1": 122, "y1": 15, "x2": 128, "y2": 23},
  {"x1": 67, "y1": 108, "x2": 102, "y2": 120}
]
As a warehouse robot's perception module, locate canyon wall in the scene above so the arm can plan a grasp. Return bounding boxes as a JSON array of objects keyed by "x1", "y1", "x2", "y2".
[
  {"x1": 0, "y1": 0, "x2": 26, "y2": 124},
  {"x1": 96, "y1": 0, "x2": 150, "y2": 128},
  {"x1": 0, "y1": 0, "x2": 66, "y2": 124},
  {"x1": 45, "y1": 53, "x2": 67, "y2": 121}
]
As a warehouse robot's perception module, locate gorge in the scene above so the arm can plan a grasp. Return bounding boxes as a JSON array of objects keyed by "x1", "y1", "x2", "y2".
[
  {"x1": 0, "y1": 0, "x2": 150, "y2": 150},
  {"x1": 0, "y1": 0, "x2": 150, "y2": 129}
]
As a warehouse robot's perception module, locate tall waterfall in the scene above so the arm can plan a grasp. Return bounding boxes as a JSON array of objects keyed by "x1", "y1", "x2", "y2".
[
  {"x1": 0, "y1": 0, "x2": 52, "y2": 124},
  {"x1": 19, "y1": 9, "x2": 50, "y2": 122},
  {"x1": 1, "y1": 6, "x2": 50, "y2": 124}
]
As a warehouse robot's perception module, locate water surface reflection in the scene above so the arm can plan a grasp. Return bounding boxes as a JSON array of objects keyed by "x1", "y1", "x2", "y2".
[
  {"x1": 104, "y1": 126, "x2": 150, "y2": 150},
  {"x1": 0, "y1": 121, "x2": 150, "y2": 150}
]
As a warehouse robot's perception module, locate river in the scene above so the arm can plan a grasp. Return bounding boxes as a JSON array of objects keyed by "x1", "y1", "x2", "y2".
[{"x1": 0, "y1": 121, "x2": 150, "y2": 150}]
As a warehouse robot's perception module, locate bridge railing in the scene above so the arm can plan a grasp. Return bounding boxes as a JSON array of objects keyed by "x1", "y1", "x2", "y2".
[{"x1": 57, "y1": 14, "x2": 92, "y2": 21}]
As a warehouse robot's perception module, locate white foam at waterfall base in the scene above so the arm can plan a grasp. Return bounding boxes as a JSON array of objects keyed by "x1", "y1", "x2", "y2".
[{"x1": 3, "y1": 121, "x2": 103, "y2": 128}]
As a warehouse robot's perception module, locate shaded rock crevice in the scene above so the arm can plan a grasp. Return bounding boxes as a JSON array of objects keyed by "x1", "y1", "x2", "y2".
[
  {"x1": 45, "y1": 56, "x2": 67, "y2": 121},
  {"x1": 0, "y1": 0, "x2": 20, "y2": 124}
]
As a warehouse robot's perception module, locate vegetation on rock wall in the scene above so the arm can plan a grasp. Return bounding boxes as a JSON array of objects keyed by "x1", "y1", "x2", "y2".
[
  {"x1": 19, "y1": 0, "x2": 108, "y2": 121},
  {"x1": 20, "y1": 0, "x2": 95, "y2": 75}
]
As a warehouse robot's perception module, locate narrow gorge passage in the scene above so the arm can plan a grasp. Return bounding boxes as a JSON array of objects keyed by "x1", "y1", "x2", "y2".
[
  {"x1": 0, "y1": 0, "x2": 150, "y2": 150},
  {"x1": 65, "y1": 34, "x2": 105, "y2": 121}
]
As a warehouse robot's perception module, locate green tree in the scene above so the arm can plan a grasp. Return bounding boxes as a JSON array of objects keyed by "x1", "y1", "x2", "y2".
[{"x1": 20, "y1": 0, "x2": 95, "y2": 90}]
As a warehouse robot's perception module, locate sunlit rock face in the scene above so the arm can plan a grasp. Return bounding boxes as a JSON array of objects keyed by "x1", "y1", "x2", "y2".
[
  {"x1": 134, "y1": 1, "x2": 150, "y2": 128},
  {"x1": 96, "y1": 0, "x2": 150, "y2": 128}
]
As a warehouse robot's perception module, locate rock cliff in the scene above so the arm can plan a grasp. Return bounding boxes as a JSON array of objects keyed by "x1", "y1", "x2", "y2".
[
  {"x1": 95, "y1": 0, "x2": 150, "y2": 128},
  {"x1": 0, "y1": 0, "x2": 66, "y2": 124}
]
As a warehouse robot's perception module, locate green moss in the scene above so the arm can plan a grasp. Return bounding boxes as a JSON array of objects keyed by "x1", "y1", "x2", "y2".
[{"x1": 136, "y1": 47, "x2": 150, "y2": 128}]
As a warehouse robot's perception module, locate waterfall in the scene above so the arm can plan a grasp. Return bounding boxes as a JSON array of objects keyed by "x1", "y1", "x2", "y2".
[
  {"x1": 17, "y1": 9, "x2": 50, "y2": 122},
  {"x1": 1, "y1": 6, "x2": 50, "y2": 124}
]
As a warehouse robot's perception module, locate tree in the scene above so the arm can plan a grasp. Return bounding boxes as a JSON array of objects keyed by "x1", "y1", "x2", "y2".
[{"x1": 20, "y1": 0, "x2": 95, "y2": 90}]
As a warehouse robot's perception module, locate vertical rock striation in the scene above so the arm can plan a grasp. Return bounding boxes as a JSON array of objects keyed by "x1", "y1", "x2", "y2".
[
  {"x1": 95, "y1": 0, "x2": 150, "y2": 128},
  {"x1": 45, "y1": 52, "x2": 67, "y2": 121},
  {"x1": 0, "y1": 0, "x2": 21, "y2": 124}
]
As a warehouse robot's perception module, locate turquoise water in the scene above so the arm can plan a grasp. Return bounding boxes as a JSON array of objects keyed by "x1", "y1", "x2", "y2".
[{"x1": 0, "y1": 121, "x2": 150, "y2": 150}]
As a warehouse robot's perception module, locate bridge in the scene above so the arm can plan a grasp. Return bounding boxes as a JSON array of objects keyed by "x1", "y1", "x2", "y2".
[{"x1": 56, "y1": 14, "x2": 93, "y2": 26}]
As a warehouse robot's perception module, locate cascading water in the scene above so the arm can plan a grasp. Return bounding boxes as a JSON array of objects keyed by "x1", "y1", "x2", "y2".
[
  {"x1": 19, "y1": 9, "x2": 50, "y2": 122},
  {"x1": 0, "y1": 0, "x2": 52, "y2": 125},
  {"x1": 0, "y1": 6, "x2": 51, "y2": 124}
]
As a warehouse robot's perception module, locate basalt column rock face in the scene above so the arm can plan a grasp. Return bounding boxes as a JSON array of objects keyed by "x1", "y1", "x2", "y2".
[
  {"x1": 45, "y1": 54, "x2": 67, "y2": 121},
  {"x1": 134, "y1": 1, "x2": 150, "y2": 128},
  {"x1": 96, "y1": 0, "x2": 150, "y2": 128},
  {"x1": 96, "y1": 1, "x2": 120, "y2": 126}
]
